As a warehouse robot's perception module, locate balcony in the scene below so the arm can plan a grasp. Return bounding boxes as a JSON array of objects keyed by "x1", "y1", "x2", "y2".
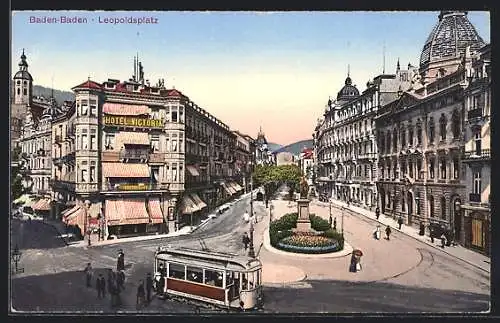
[
  {"x1": 463, "y1": 149, "x2": 490, "y2": 161},
  {"x1": 469, "y1": 193, "x2": 481, "y2": 203},
  {"x1": 50, "y1": 179, "x2": 76, "y2": 192},
  {"x1": 103, "y1": 182, "x2": 170, "y2": 192},
  {"x1": 61, "y1": 152, "x2": 75, "y2": 164},
  {"x1": 149, "y1": 152, "x2": 166, "y2": 164},
  {"x1": 119, "y1": 150, "x2": 149, "y2": 161},
  {"x1": 53, "y1": 157, "x2": 63, "y2": 166},
  {"x1": 467, "y1": 108, "x2": 483, "y2": 120}
]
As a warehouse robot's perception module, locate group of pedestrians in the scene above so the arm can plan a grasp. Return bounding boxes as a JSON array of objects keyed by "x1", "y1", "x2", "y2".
[{"x1": 136, "y1": 272, "x2": 154, "y2": 309}]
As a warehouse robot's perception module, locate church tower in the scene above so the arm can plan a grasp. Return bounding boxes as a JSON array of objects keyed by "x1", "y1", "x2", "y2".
[{"x1": 13, "y1": 49, "x2": 33, "y2": 105}]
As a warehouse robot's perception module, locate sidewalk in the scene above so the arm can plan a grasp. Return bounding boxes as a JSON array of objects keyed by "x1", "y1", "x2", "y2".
[{"x1": 313, "y1": 198, "x2": 490, "y2": 273}]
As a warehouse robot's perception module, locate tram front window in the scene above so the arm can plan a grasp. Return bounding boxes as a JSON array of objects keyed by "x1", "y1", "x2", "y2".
[
  {"x1": 156, "y1": 259, "x2": 166, "y2": 275},
  {"x1": 169, "y1": 263, "x2": 186, "y2": 280},
  {"x1": 186, "y1": 266, "x2": 203, "y2": 283},
  {"x1": 204, "y1": 269, "x2": 223, "y2": 287},
  {"x1": 242, "y1": 270, "x2": 260, "y2": 290}
]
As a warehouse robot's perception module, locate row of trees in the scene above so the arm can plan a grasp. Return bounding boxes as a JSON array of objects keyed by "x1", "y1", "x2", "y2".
[{"x1": 252, "y1": 164, "x2": 302, "y2": 199}]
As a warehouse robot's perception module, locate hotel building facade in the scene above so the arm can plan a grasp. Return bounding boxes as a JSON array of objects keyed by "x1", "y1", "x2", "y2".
[{"x1": 49, "y1": 59, "x2": 244, "y2": 239}]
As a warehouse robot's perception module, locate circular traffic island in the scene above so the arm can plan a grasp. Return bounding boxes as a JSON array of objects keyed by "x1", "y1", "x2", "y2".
[{"x1": 269, "y1": 213, "x2": 345, "y2": 255}]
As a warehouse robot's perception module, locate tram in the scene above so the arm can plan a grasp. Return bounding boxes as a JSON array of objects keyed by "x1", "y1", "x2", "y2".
[{"x1": 153, "y1": 246, "x2": 264, "y2": 311}]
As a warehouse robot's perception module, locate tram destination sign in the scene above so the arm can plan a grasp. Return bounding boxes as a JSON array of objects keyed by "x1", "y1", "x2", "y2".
[{"x1": 103, "y1": 115, "x2": 163, "y2": 128}]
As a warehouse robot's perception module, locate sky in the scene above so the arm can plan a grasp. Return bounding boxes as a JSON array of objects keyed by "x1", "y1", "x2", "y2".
[{"x1": 11, "y1": 11, "x2": 490, "y2": 145}]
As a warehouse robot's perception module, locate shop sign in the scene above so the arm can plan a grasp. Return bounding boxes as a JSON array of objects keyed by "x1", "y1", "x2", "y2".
[{"x1": 103, "y1": 115, "x2": 163, "y2": 128}]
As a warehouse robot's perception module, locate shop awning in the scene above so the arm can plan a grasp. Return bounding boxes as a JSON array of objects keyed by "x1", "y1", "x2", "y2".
[
  {"x1": 13, "y1": 194, "x2": 34, "y2": 205},
  {"x1": 148, "y1": 198, "x2": 164, "y2": 224},
  {"x1": 231, "y1": 182, "x2": 243, "y2": 191},
  {"x1": 186, "y1": 165, "x2": 200, "y2": 176},
  {"x1": 189, "y1": 193, "x2": 207, "y2": 209},
  {"x1": 103, "y1": 103, "x2": 150, "y2": 116},
  {"x1": 63, "y1": 207, "x2": 85, "y2": 225},
  {"x1": 105, "y1": 198, "x2": 150, "y2": 225},
  {"x1": 32, "y1": 198, "x2": 51, "y2": 211},
  {"x1": 102, "y1": 162, "x2": 150, "y2": 178},
  {"x1": 61, "y1": 205, "x2": 80, "y2": 218},
  {"x1": 228, "y1": 182, "x2": 241, "y2": 192},
  {"x1": 116, "y1": 131, "x2": 150, "y2": 146},
  {"x1": 179, "y1": 195, "x2": 201, "y2": 214},
  {"x1": 221, "y1": 183, "x2": 233, "y2": 195}
]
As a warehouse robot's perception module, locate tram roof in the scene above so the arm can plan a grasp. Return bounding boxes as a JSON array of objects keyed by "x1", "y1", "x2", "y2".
[{"x1": 156, "y1": 247, "x2": 262, "y2": 271}]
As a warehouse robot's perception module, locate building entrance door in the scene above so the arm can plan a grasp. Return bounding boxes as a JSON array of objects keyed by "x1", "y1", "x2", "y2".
[
  {"x1": 407, "y1": 192, "x2": 413, "y2": 223},
  {"x1": 471, "y1": 218, "x2": 484, "y2": 250}
]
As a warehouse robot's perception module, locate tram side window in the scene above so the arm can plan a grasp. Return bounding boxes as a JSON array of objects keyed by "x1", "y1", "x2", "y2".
[
  {"x1": 226, "y1": 271, "x2": 235, "y2": 286},
  {"x1": 242, "y1": 271, "x2": 257, "y2": 290},
  {"x1": 204, "y1": 269, "x2": 223, "y2": 287},
  {"x1": 156, "y1": 259, "x2": 167, "y2": 275},
  {"x1": 186, "y1": 266, "x2": 203, "y2": 283},
  {"x1": 169, "y1": 263, "x2": 186, "y2": 280}
]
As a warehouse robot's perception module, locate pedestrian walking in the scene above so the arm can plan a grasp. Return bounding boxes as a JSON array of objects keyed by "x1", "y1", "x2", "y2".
[
  {"x1": 99, "y1": 274, "x2": 106, "y2": 299},
  {"x1": 84, "y1": 263, "x2": 93, "y2": 287},
  {"x1": 97, "y1": 228, "x2": 101, "y2": 241},
  {"x1": 398, "y1": 216, "x2": 404, "y2": 230},
  {"x1": 136, "y1": 280, "x2": 146, "y2": 309},
  {"x1": 349, "y1": 253, "x2": 357, "y2": 272},
  {"x1": 239, "y1": 301, "x2": 245, "y2": 312},
  {"x1": 117, "y1": 250, "x2": 125, "y2": 272},
  {"x1": 329, "y1": 215, "x2": 332, "y2": 228},
  {"x1": 385, "y1": 225, "x2": 392, "y2": 240},
  {"x1": 117, "y1": 270, "x2": 126, "y2": 291},
  {"x1": 146, "y1": 272, "x2": 153, "y2": 304},
  {"x1": 333, "y1": 217, "x2": 337, "y2": 231},
  {"x1": 242, "y1": 232, "x2": 250, "y2": 251},
  {"x1": 96, "y1": 274, "x2": 103, "y2": 299},
  {"x1": 375, "y1": 207, "x2": 380, "y2": 220},
  {"x1": 373, "y1": 225, "x2": 381, "y2": 240},
  {"x1": 441, "y1": 233, "x2": 446, "y2": 248}
]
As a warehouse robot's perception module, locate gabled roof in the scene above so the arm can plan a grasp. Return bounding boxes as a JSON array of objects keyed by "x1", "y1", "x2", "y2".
[
  {"x1": 167, "y1": 89, "x2": 182, "y2": 97},
  {"x1": 71, "y1": 80, "x2": 103, "y2": 91}
]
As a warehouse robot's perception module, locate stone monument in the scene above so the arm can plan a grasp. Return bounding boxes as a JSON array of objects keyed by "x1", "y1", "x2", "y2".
[{"x1": 295, "y1": 176, "x2": 312, "y2": 232}]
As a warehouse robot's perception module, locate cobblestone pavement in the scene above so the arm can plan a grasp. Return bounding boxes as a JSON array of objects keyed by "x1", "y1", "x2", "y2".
[{"x1": 10, "y1": 187, "x2": 490, "y2": 313}]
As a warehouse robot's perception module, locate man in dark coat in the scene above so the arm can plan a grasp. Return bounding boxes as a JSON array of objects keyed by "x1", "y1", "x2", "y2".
[
  {"x1": 96, "y1": 274, "x2": 103, "y2": 299},
  {"x1": 117, "y1": 270, "x2": 125, "y2": 291},
  {"x1": 398, "y1": 216, "x2": 404, "y2": 230},
  {"x1": 84, "y1": 263, "x2": 93, "y2": 287},
  {"x1": 136, "y1": 280, "x2": 146, "y2": 309},
  {"x1": 99, "y1": 274, "x2": 106, "y2": 299},
  {"x1": 385, "y1": 226, "x2": 392, "y2": 240},
  {"x1": 375, "y1": 207, "x2": 380, "y2": 220},
  {"x1": 117, "y1": 250, "x2": 125, "y2": 272},
  {"x1": 242, "y1": 232, "x2": 250, "y2": 251},
  {"x1": 146, "y1": 272, "x2": 153, "y2": 304}
]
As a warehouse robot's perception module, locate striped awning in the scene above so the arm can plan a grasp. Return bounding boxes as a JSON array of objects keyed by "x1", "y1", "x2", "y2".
[
  {"x1": 32, "y1": 198, "x2": 51, "y2": 211},
  {"x1": 231, "y1": 182, "x2": 243, "y2": 191},
  {"x1": 221, "y1": 182, "x2": 233, "y2": 195},
  {"x1": 103, "y1": 103, "x2": 150, "y2": 116},
  {"x1": 116, "y1": 131, "x2": 150, "y2": 146},
  {"x1": 148, "y1": 198, "x2": 164, "y2": 224},
  {"x1": 105, "y1": 198, "x2": 150, "y2": 226},
  {"x1": 180, "y1": 195, "x2": 201, "y2": 214},
  {"x1": 189, "y1": 193, "x2": 207, "y2": 209},
  {"x1": 61, "y1": 205, "x2": 80, "y2": 218},
  {"x1": 186, "y1": 165, "x2": 200, "y2": 176},
  {"x1": 102, "y1": 163, "x2": 150, "y2": 178},
  {"x1": 63, "y1": 207, "x2": 85, "y2": 225}
]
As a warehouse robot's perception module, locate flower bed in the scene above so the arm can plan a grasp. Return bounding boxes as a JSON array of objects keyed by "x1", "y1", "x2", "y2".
[{"x1": 269, "y1": 212, "x2": 344, "y2": 254}]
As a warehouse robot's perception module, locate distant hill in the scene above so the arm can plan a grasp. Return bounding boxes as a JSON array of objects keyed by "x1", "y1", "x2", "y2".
[
  {"x1": 273, "y1": 139, "x2": 313, "y2": 156},
  {"x1": 33, "y1": 85, "x2": 75, "y2": 105},
  {"x1": 267, "y1": 142, "x2": 283, "y2": 151}
]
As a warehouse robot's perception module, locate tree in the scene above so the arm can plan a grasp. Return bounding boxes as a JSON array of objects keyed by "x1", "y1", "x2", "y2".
[{"x1": 11, "y1": 146, "x2": 25, "y2": 201}]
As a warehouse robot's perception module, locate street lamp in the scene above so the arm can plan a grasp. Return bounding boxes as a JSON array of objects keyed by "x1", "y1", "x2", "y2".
[
  {"x1": 84, "y1": 200, "x2": 91, "y2": 246},
  {"x1": 11, "y1": 244, "x2": 24, "y2": 274},
  {"x1": 341, "y1": 206, "x2": 345, "y2": 238},
  {"x1": 248, "y1": 161, "x2": 255, "y2": 258}
]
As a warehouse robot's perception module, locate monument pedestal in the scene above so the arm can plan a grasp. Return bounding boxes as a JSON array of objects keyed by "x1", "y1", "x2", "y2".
[{"x1": 295, "y1": 198, "x2": 312, "y2": 232}]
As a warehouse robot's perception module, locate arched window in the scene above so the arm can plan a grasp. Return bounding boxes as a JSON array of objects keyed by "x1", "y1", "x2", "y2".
[
  {"x1": 439, "y1": 114, "x2": 447, "y2": 140},
  {"x1": 393, "y1": 129, "x2": 397, "y2": 150},
  {"x1": 386, "y1": 132, "x2": 391, "y2": 153},
  {"x1": 452, "y1": 110, "x2": 460, "y2": 139},
  {"x1": 428, "y1": 117, "x2": 435, "y2": 143},
  {"x1": 429, "y1": 196, "x2": 434, "y2": 217},
  {"x1": 16, "y1": 80, "x2": 20, "y2": 85},
  {"x1": 408, "y1": 123, "x2": 414, "y2": 146},
  {"x1": 17, "y1": 88, "x2": 20, "y2": 95},
  {"x1": 416, "y1": 120, "x2": 423, "y2": 145},
  {"x1": 23, "y1": 88, "x2": 27, "y2": 95},
  {"x1": 440, "y1": 196, "x2": 446, "y2": 220},
  {"x1": 401, "y1": 126, "x2": 406, "y2": 147}
]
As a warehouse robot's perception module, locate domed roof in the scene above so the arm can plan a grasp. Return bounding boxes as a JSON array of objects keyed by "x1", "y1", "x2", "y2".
[
  {"x1": 13, "y1": 70, "x2": 33, "y2": 81},
  {"x1": 419, "y1": 11, "x2": 485, "y2": 69},
  {"x1": 336, "y1": 75, "x2": 359, "y2": 101},
  {"x1": 13, "y1": 49, "x2": 33, "y2": 81}
]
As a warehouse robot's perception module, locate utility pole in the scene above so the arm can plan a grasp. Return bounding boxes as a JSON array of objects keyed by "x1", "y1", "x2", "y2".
[{"x1": 248, "y1": 162, "x2": 255, "y2": 258}]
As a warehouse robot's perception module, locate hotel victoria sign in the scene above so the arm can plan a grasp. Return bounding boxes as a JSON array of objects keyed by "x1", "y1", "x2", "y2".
[{"x1": 103, "y1": 115, "x2": 164, "y2": 128}]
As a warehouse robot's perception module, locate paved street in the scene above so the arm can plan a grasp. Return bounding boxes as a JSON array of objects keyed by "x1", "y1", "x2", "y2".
[{"x1": 10, "y1": 186, "x2": 490, "y2": 313}]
